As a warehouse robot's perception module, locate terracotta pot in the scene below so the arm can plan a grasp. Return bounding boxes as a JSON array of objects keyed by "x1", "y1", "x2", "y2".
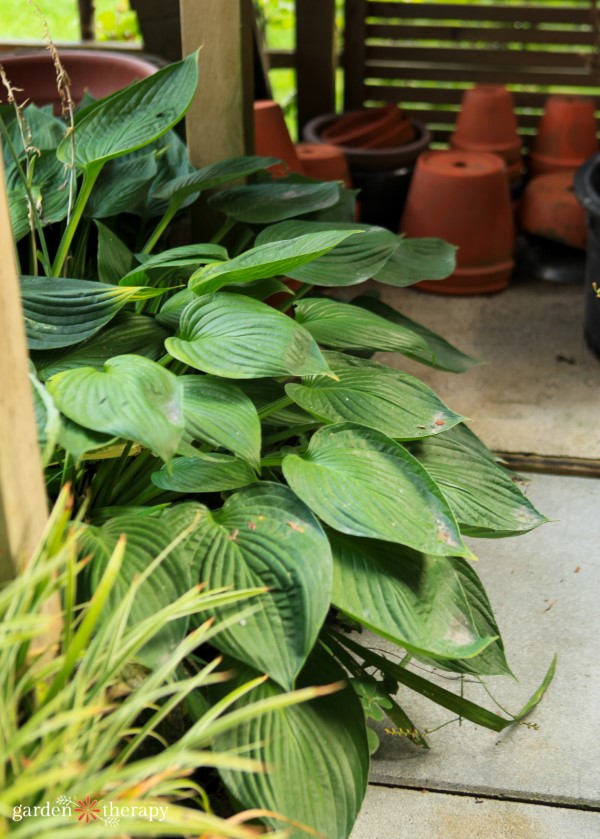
[
  {"x1": 401, "y1": 150, "x2": 514, "y2": 294},
  {"x1": 451, "y1": 85, "x2": 523, "y2": 179},
  {"x1": 530, "y1": 95, "x2": 599, "y2": 177},
  {"x1": 0, "y1": 50, "x2": 158, "y2": 111},
  {"x1": 321, "y1": 104, "x2": 416, "y2": 149},
  {"x1": 521, "y1": 172, "x2": 586, "y2": 250},
  {"x1": 296, "y1": 143, "x2": 351, "y2": 187},
  {"x1": 303, "y1": 111, "x2": 431, "y2": 172},
  {"x1": 254, "y1": 100, "x2": 305, "y2": 178}
]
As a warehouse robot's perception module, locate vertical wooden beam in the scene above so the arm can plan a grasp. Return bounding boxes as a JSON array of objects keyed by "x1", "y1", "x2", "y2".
[
  {"x1": 296, "y1": 0, "x2": 337, "y2": 133},
  {"x1": 78, "y1": 0, "x2": 95, "y2": 41},
  {"x1": 179, "y1": 0, "x2": 255, "y2": 167},
  {"x1": 344, "y1": 0, "x2": 368, "y2": 110},
  {"x1": 0, "y1": 154, "x2": 48, "y2": 583}
]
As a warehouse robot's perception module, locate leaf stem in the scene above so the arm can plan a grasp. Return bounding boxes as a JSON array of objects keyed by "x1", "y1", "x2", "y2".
[
  {"x1": 52, "y1": 161, "x2": 103, "y2": 277},
  {"x1": 257, "y1": 395, "x2": 294, "y2": 420},
  {"x1": 210, "y1": 217, "x2": 235, "y2": 244},
  {"x1": 276, "y1": 282, "x2": 314, "y2": 313},
  {"x1": 141, "y1": 197, "x2": 182, "y2": 255}
]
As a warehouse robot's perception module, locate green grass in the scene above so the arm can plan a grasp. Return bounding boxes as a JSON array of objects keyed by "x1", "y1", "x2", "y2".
[{"x1": 1, "y1": 0, "x2": 139, "y2": 42}]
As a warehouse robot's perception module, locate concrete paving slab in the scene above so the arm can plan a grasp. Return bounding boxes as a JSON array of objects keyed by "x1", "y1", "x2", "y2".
[
  {"x1": 366, "y1": 473, "x2": 600, "y2": 807},
  {"x1": 351, "y1": 786, "x2": 600, "y2": 839},
  {"x1": 360, "y1": 277, "x2": 600, "y2": 461}
]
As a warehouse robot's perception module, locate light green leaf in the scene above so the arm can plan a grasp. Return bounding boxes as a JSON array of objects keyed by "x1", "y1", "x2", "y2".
[
  {"x1": 81, "y1": 516, "x2": 191, "y2": 667},
  {"x1": 189, "y1": 230, "x2": 358, "y2": 295},
  {"x1": 330, "y1": 531, "x2": 506, "y2": 669},
  {"x1": 282, "y1": 422, "x2": 471, "y2": 557},
  {"x1": 152, "y1": 453, "x2": 256, "y2": 493},
  {"x1": 212, "y1": 650, "x2": 369, "y2": 839},
  {"x1": 354, "y1": 295, "x2": 481, "y2": 373},
  {"x1": 47, "y1": 355, "x2": 184, "y2": 462},
  {"x1": 59, "y1": 53, "x2": 198, "y2": 168},
  {"x1": 120, "y1": 244, "x2": 228, "y2": 287},
  {"x1": 286, "y1": 353, "x2": 464, "y2": 441},
  {"x1": 57, "y1": 419, "x2": 116, "y2": 462},
  {"x1": 256, "y1": 220, "x2": 398, "y2": 286},
  {"x1": 374, "y1": 237, "x2": 457, "y2": 286},
  {"x1": 33, "y1": 313, "x2": 170, "y2": 381},
  {"x1": 410, "y1": 424, "x2": 548, "y2": 537},
  {"x1": 182, "y1": 375, "x2": 261, "y2": 468},
  {"x1": 208, "y1": 182, "x2": 342, "y2": 224},
  {"x1": 157, "y1": 288, "x2": 196, "y2": 330},
  {"x1": 166, "y1": 293, "x2": 331, "y2": 379},
  {"x1": 164, "y1": 484, "x2": 333, "y2": 689},
  {"x1": 293, "y1": 297, "x2": 431, "y2": 356},
  {"x1": 96, "y1": 221, "x2": 134, "y2": 284},
  {"x1": 30, "y1": 372, "x2": 60, "y2": 467},
  {"x1": 21, "y1": 278, "x2": 145, "y2": 350},
  {"x1": 153, "y1": 155, "x2": 281, "y2": 202}
]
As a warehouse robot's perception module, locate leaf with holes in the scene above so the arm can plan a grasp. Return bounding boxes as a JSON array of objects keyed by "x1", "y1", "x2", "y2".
[
  {"x1": 163, "y1": 483, "x2": 332, "y2": 689},
  {"x1": 282, "y1": 423, "x2": 471, "y2": 557},
  {"x1": 46, "y1": 355, "x2": 184, "y2": 462},
  {"x1": 286, "y1": 353, "x2": 464, "y2": 441},
  {"x1": 166, "y1": 293, "x2": 331, "y2": 379},
  {"x1": 410, "y1": 423, "x2": 547, "y2": 537}
]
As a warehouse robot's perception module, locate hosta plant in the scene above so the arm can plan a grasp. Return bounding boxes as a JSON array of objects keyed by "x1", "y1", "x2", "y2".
[{"x1": 3, "y1": 52, "x2": 554, "y2": 838}]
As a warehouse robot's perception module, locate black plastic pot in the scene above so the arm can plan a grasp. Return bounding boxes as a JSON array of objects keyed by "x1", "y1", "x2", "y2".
[
  {"x1": 351, "y1": 166, "x2": 414, "y2": 231},
  {"x1": 574, "y1": 155, "x2": 600, "y2": 358}
]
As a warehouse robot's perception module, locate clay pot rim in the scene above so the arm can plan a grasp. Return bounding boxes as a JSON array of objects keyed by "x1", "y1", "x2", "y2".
[
  {"x1": 303, "y1": 111, "x2": 432, "y2": 170},
  {"x1": 416, "y1": 260, "x2": 513, "y2": 294},
  {"x1": 0, "y1": 48, "x2": 159, "y2": 71},
  {"x1": 450, "y1": 133, "x2": 522, "y2": 157},
  {"x1": 530, "y1": 150, "x2": 590, "y2": 169},
  {"x1": 418, "y1": 149, "x2": 507, "y2": 178}
]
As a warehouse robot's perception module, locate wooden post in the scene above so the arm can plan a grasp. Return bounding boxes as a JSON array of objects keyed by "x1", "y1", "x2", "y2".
[
  {"x1": 296, "y1": 0, "x2": 337, "y2": 133},
  {"x1": 0, "y1": 154, "x2": 48, "y2": 583},
  {"x1": 343, "y1": 0, "x2": 367, "y2": 111},
  {"x1": 78, "y1": 0, "x2": 95, "y2": 41},
  {"x1": 179, "y1": 0, "x2": 255, "y2": 167}
]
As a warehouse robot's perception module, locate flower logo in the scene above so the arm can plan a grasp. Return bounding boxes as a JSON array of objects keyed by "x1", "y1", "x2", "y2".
[{"x1": 73, "y1": 797, "x2": 101, "y2": 824}]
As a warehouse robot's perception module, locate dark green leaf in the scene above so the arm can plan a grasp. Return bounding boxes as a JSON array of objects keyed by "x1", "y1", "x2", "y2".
[
  {"x1": 96, "y1": 221, "x2": 134, "y2": 284},
  {"x1": 153, "y1": 155, "x2": 281, "y2": 202},
  {"x1": 374, "y1": 237, "x2": 456, "y2": 286},
  {"x1": 208, "y1": 182, "x2": 342, "y2": 224},
  {"x1": 85, "y1": 153, "x2": 157, "y2": 218},
  {"x1": 152, "y1": 453, "x2": 256, "y2": 493}
]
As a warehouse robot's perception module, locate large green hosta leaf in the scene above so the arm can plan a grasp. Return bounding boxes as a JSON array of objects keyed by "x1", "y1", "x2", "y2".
[
  {"x1": 330, "y1": 531, "x2": 508, "y2": 672},
  {"x1": 58, "y1": 53, "x2": 198, "y2": 169},
  {"x1": 21, "y1": 278, "x2": 149, "y2": 350},
  {"x1": 164, "y1": 484, "x2": 332, "y2": 689},
  {"x1": 33, "y1": 313, "x2": 169, "y2": 380},
  {"x1": 208, "y1": 182, "x2": 341, "y2": 223},
  {"x1": 153, "y1": 155, "x2": 281, "y2": 203},
  {"x1": 410, "y1": 424, "x2": 547, "y2": 537},
  {"x1": 166, "y1": 293, "x2": 331, "y2": 379},
  {"x1": 286, "y1": 353, "x2": 464, "y2": 441},
  {"x1": 282, "y1": 423, "x2": 471, "y2": 557},
  {"x1": 84, "y1": 153, "x2": 158, "y2": 218},
  {"x1": 354, "y1": 295, "x2": 480, "y2": 373},
  {"x1": 46, "y1": 355, "x2": 184, "y2": 462},
  {"x1": 189, "y1": 230, "x2": 357, "y2": 295},
  {"x1": 374, "y1": 237, "x2": 457, "y2": 286},
  {"x1": 293, "y1": 297, "x2": 431, "y2": 356},
  {"x1": 256, "y1": 220, "x2": 399, "y2": 286},
  {"x1": 81, "y1": 516, "x2": 191, "y2": 667},
  {"x1": 152, "y1": 453, "x2": 256, "y2": 493},
  {"x1": 212, "y1": 651, "x2": 369, "y2": 839},
  {"x1": 182, "y1": 375, "x2": 261, "y2": 468}
]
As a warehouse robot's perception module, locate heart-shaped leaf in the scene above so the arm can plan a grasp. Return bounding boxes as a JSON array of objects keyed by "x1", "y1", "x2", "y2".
[
  {"x1": 410, "y1": 424, "x2": 547, "y2": 537},
  {"x1": 208, "y1": 182, "x2": 342, "y2": 224},
  {"x1": 286, "y1": 353, "x2": 464, "y2": 441},
  {"x1": 58, "y1": 53, "x2": 198, "y2": 169},
  {"x1": 283, "y1": 422, "x2": 470, "y2": 557},
  {"x1": 21, "y1": 278, "x2": 148, "y2": 350},
  {"x1": 330, "y1": 531, "x2": 507, "y2": 670},
  {"x1": 211, "y1": 650, "x2": 369, "y2": 839},
  {"x1": 164, "y1": 483, "x2": 333, "y2": 688},
  {"x1": 152, "y1": 453, "x2": 256, "y2": 493},
  {"x1": 189, "y1": 230, "x2": 357, "y2": 295},
  {"x1": 166, "y1": 293, "x2": 331, "y2": 379},
  {"x1": 293, "y1": 297, "x2": 431, "y2": 356},
  {"x1": 81, "y1": 515, "x2": 192, "y2": 668},
  {"x1": 256, "y1": 220, "x2": 399, "y2": 286},
  {"x1": 374, "y1": 237, "x2": 457, "y2": 286},
  {"x1": 182, "y1": 375, "x2": 261, "y2": 468},
  {"x1": 47, "y1": 355, "x2": 184, "y2": 462},
  {"x1": 33, "y1": 313, "x2": 170, "y2": 381},
  {"x1": 354, "y1": 295, "x2": 480, "y2": 373}
]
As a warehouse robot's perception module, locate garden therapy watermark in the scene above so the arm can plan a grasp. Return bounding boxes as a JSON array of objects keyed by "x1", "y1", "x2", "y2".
[{"x1": 12, "y1": 796, "x2": 169, "y2": 825}]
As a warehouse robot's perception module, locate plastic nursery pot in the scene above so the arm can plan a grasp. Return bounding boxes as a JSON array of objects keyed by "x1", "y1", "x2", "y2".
[
  {"x1": 531, "y1": 95, "x2": 599, "y2": 178},
  {"x1": 574, "y1": 154, "x2": 600, "y2": 358},
  {"x1": 296, "y1": 143, "x2": 351, "y2": 187},
  {"x1": 401, "y1": 150, "x2": 515, "y2": 294},
  {"x1": 352, "y1": 165, "x2": 414, "y2": 231},
  {"x1": 521, "y1": 172, "x2": 586, "y2": 251},
  {"x1": 303, "y1": 111, "x2": 431, "y2": 172},
  {"x1": 254, "y1": 100, "x2": 305, "y2": 178},
  {"x1": 451, "y1": 85, "x2": 523, "y2": 183},
  {"x1": 0, "y1": 50, "x2": 159, "y2": 111}
]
